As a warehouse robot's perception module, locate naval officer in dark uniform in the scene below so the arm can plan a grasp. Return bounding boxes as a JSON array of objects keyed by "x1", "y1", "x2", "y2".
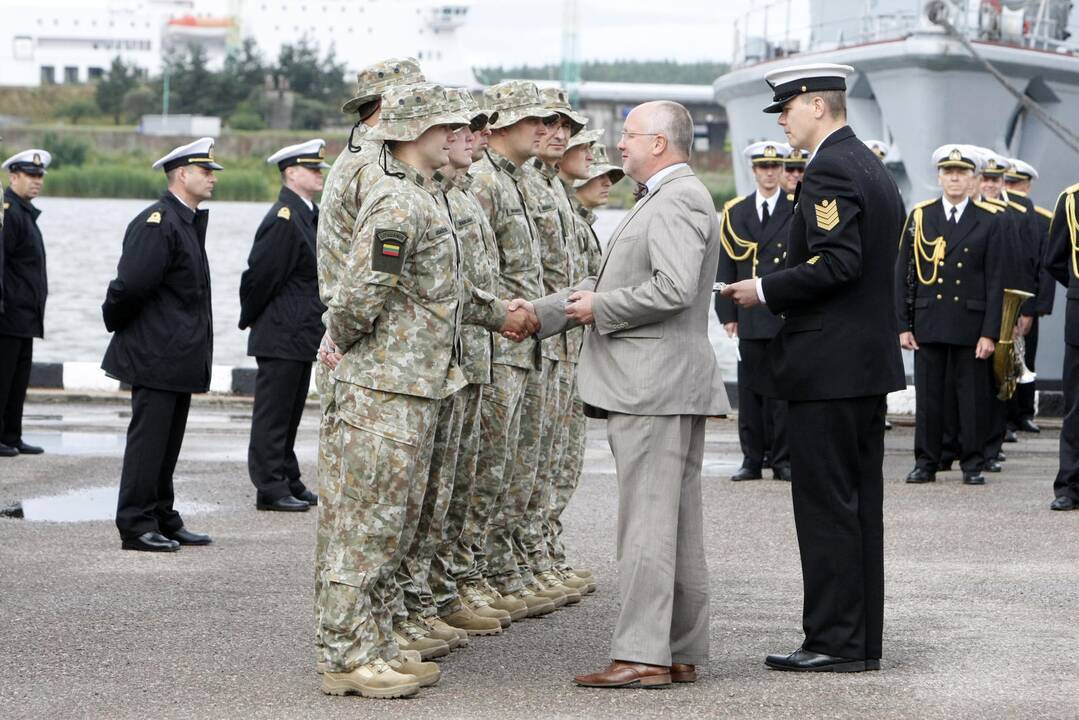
[
  {"x1": 897, "y1": 145, "x2": 1005, "y2": 486},
  {"x1": 716, "y1": 140, "x2": 793, "y2": 481},
  {"x1": 722, "y1": 63, "x2": 906, "y2": 672},
  {"x1": 1044, "y1": 178, "x2": 1079, "y2": 511},
  {"x1": 239, "y1": 139, "x2": 328, "y2": 512},
  {"x1": 102, "y1": 137, "x2": 221, "y2": 552},
  {"x1": 0, "y1": 149, "x2": 50, "y2": 458}
]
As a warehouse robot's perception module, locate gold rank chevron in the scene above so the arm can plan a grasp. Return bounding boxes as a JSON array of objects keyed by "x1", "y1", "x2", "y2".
[{"x1": 815, "y1": 199, "x2": 839, "y2": 231}]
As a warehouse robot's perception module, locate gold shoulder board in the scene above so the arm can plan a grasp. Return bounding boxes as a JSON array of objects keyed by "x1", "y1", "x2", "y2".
[
  {"x1": 1006, "y1": 200, "x2": 1027, "y2": 213},
  {"x1": 723, "y1": 195, "x2": 747, "y2": 212},
  {"x1": 146, "y1": 211, "x2": 162, "y2": 225},
  {"x1": 973, "y1": 200, "x2": 1001, "y2": 213},
  {"x1": 1035, "y1": 206, "x2": 1054, "y2": 220},
  {"x1": 1065, "y1": 181, "x2": 1079, "y2": 195},
  {"x1": 277, "y1": 206, "x2": 291, "y2": 220},
  {"x1": 912, "y1": 198, "x2": 936, "y2": 210}
]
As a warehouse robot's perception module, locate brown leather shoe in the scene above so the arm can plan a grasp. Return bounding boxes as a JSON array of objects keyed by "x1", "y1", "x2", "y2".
[
  {"x1": 670, "y1": 663, "x2": 697, "y2": 683},
  {"x1": 574, "y1": 661, "x2": 672, "y2": 688}
]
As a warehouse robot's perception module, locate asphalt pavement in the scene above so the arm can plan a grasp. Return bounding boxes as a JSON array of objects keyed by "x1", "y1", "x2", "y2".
[{"x1": 0, "y1": 392, "x2": 1076, "y2": 719}]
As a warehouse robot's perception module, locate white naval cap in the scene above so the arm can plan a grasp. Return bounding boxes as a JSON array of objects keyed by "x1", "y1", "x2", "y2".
[
  {"x1": 783, "y1": 143, "x2": 810, "y2": 165},
  {"x1": 152, "y1": 137, "x2": 224, "y2": 172},
  {"x1": 2, "y1": 149, "x2": 52, "y2": 175},
  {"x1": 864, "y1": 139, "x2": 890, "y2": 160},
  {"x1": 974, "y1": 147, "x2": 1010, "y2": 177},
  {"x1": 267, "y1": 138, "x2": 330, "y2": 171},
  {"x1": 1005, "y1": 158, "x2": 1038, "y2": 182},
  {"x1": 763, "y1": 63, "x2": 855, "y2": 113},
  {"x1": 931, "y1": 144, "x2": 980, "y2": 172},
  {"x1": 742, "y1": 140, "x2": 786, "y2": 164}
]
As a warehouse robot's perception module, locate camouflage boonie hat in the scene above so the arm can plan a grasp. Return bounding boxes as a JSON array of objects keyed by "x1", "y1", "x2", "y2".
[
  {"x1": 574, "y1": 143, "x2": 625, "y2": 188},
  {"x1": 483, "y1": 80, "x2": 558, "y2": 130},
  {"x1": 539, "y1": 87, "x2": 588, "y2": 135},
  {"x1": 366, "y1": 83, "x2": 470, "y2": 142},
  {"x1": 566, "y1": 127, "x2": 603, "y2": 152},
  {"x1": 341, "y1": 57, "x2": 425, "y2": 115},
  {"x1": 446, "y1": 88, "x2": 494, "y2": 131}
]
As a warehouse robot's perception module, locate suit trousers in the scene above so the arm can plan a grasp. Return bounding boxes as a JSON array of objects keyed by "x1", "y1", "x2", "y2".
[
  {"x1": 1054, "y1": 342, "x2": 1079, "y2": 502},
  {"x1": 736, "y1": 338, "x2": 789, "y2": 471},
  {"x1": 914, "y1": 343, "x2": 989, "y2": 473},
  {"x1": 788, "y1": 395, "x2": 885, "y2": 660},
  {"x1": 0, "y1": 334, "x2": 33, "y2": 445},
  {"x1": 607, "y1": 412, "x2": 710, "y2": 667},
  {"x1": 115, "y1": 386, "x2": 191, "y2": 539},
  {"x1": 248, "y1": 357, "x2": 312, "y2": 500}
]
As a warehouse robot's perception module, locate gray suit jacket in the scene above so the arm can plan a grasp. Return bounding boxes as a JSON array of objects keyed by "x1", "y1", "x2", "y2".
[{"x1": 533, "y1": 165, "x2": 730, "y2": 416}]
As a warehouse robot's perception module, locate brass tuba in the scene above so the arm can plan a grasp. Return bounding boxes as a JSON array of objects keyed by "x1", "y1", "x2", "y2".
[{"x1": 993, "y1": 288, "x2": 1035, "y2": 401}]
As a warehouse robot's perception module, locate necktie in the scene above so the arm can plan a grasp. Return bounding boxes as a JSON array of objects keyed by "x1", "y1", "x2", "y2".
[
  {"x1": 633, "y1": 182, "x2": 649, "y2": 201},
  {"x1": 761, "y1": 200, "x2": 771, "y2": 228},
  {"x1": 949, "y1": 207, "x2": 957, "y2": 224}
]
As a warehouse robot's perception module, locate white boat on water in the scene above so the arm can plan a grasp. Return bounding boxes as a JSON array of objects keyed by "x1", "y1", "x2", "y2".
[{"x1": 714, "y1": 0, "x2": 1079, "y2": 385}]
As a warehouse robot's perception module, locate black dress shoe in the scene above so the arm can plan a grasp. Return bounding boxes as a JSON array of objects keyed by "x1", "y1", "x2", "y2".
[
  {"x1": 1050, "y1": 496, "x2": 1077, "y2": 511},
  {"x1": 14, "y1": 441, "x2": 43, "y2": 455},
  {"x1": 963, "y1": 472, "x2": 986, "y2": 486},
  {"x1": 1003, "y1": 429, "x2": 1018, "y2": 443},
  {"x1": 905, "y1": 467, "x2": 935, "y2": 484},
  {"x1": 293, "y1": 488, "x2": 318, "y2": 506},
  {"x1": 996, "y1": 451, "x2": 1007, "y2": 462},
  {"x1": 984, "y1": 459, "x2": 1003, "y2": 473},
  {"x1": 122, "y1": 531, "x2": 180, "y2": 552},
  {"x1": 937, "y1": 460, "x2": 953, "y2": 472},
  {"x1": 257, "y1": 495, "x2": 310, "y2": 512},
  {"x1": 1017, "y1": 418, "x2": 1040, "y2": 433},
  {"x1": 765, "y1": 648, "x2": 872, "y2": 673},
  {"x1": 730, "y1": 467, "x2": 763, "y2": 481},
  {"x1": 772, "y1": 465, "x2": 792, "y2": 482},
  {"x1": 165, "y1": 527, "x2": 212, "y2": 545},
  {"x1": 0, "y1": 442, "x2": 17, "y2": 458}
]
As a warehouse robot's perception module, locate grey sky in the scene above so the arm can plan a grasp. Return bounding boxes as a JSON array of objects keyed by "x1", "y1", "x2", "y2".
[{"x1": 460, "y1": 0, "x2": 810, "y2": 68}]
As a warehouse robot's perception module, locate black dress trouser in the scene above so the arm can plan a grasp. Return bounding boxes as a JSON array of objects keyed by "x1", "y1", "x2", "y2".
[
  {"x1": 115, "y1": 386, "x2": 190, "y2": 539},
  {"x1": 248, "y1": 357, "x2": 312, "y2": 501},
  {"x1": 1054, "y1": 343, "x2": 1079, "y2": 502},
  {"x1": 0, "y1": 334, "x2": 33, "y2": 446},
  {"x1": 736, "y1": 338, "x2": 789, "y2": 471},
  {"x1": 788, "y1": 395, "x2": 885, "y2": 661},
  {"x1": 914, "y1": 343, "x2": 989, "y2": 473}
]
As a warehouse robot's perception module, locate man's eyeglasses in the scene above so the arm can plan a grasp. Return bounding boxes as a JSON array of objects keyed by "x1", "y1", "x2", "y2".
[{"x1": 620, "y1": 129, "x2": 660, "y2": 140}]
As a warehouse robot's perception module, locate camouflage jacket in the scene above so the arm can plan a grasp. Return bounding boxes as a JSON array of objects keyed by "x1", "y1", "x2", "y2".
[
  {"x1": 441, "y1": 171, "x2": 501, "y2": 385},
  {"x1": 566, "y1": 194, "x2": 602, "y2": 362},
  {"x1": 326, "y1": 152, "x2": 468, "y2": 400},
  {"x1": 519, "y1": 158, "x2": 574, "y2": 362},
  {"x1": 471, "y1": 148, "x2": 543, "y2": 370},
  {"x1": 316, "y1": 126, "x2": 382, "y2": 307}
]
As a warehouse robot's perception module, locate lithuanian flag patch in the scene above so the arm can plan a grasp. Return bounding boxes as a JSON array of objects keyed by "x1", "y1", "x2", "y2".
[{"x1": 372, "y1": 229, "x2": 408, "y2": 274}]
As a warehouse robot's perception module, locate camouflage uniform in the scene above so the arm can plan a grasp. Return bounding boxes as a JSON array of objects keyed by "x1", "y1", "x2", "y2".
[
  {"x1": 316, "y1": 85, "x2": 473, "y2": 672},
  {"x1": 457, "y1": 82, "x2": 555, "y2": 596},
  {"x1": 314, "y1": 59, "x2": 426, "y2": 644}
]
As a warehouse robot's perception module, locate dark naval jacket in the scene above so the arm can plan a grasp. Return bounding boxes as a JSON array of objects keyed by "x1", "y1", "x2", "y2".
[
  {"x1": 715, "y1": 189, "x2": 793, "y2": 340},
  {"x1": 238, "y1": 187, "x2": 325, "y2": 361},
  {"x1": 1009, "y1": 189, "x2": 1056, "y2": 316},
  {"x1": 985, "y1": 193, "x2": 1038, "y2": 313},
  {"x1": 759, "y1": 126, "x2": 906, "y2": 401},
  {"x1": 101, "y1": 192, "x2": 213, "y2": 393},
  {"x1": 894, "y1": 197, "x2": 1006, "y2": 346},
  {"x1": 0, "y1": 186, "x2": 47, "y2": 338},
  {"x1": 1044, "y1": 182, "x2": 1079, "y2": 346}
]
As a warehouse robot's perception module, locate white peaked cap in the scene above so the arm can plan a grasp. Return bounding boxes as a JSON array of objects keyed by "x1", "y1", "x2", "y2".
[
  {"x1": 152, "y1": 137, "x2": 223, "y2": 172},
  {"x1": 267, "y1": 138, "x2": 330, "y2": 170},
  {"x1": 2, "y1": 149, "x2": 52, "y2": 174}
]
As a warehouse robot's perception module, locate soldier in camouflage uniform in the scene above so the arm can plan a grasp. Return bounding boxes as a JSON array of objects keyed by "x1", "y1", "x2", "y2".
[
  {"x1": 456, "y1": 80, "x2": 559, "y2": 620},
  {"x1": 314, "y1": 58, "x2": 426, "y2": 652},
  {"x1": 513, "y1": 88, "x2": 591, "y2": 603},
  {"x1": 317, "y1": 82, "x2": 471, "y2": 699}
]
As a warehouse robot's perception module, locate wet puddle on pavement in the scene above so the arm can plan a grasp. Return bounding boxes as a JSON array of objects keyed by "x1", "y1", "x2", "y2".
[
  {"x1": 5, "y1": 483, "x2": 218, "y2": 522},
  {"x1": 21, "y1": 432, "x2": 127, "y2": 456}
]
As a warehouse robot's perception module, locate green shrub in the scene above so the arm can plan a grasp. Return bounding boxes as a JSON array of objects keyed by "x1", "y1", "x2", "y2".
[
  {"x1": 228, "y1": 110, "x2": 267, "y2": 131},
  {"x1": 39, "y1": 131, "x2": 91, "y2": 169}
]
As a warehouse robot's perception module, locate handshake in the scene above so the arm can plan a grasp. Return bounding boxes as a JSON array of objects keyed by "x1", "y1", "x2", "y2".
[{"x1": 500, "y1": 290, "x2": 596, "y2": 343}]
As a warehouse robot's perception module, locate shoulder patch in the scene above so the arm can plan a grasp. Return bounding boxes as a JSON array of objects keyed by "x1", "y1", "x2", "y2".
[
  {"x1": 277, "y1": 206, "x2": 291, "y2": 221},
  {"x1": 1035, "y1": 205, "x2": 1054, "y2": 220},
  {"x1": 973, "y1": 200, "x2": 1001, "y2": 214},
  {"x1": 371, "y1": 228, "x2": 408, "y2": 275},
  {"x1": 814, "y1": 198, "x2": 840, "y2": 231},
  {"x1": 2, "y1": 202, "x2": 9, "y2": 211},
  {"x1": 146, "y1": 211, "x2": 162, "y2": 225}
]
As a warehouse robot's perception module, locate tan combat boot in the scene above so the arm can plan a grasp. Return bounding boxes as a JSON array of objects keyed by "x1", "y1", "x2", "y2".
[
  {"x1": 528, "y1": 578, "x2": 569, "y2": 607},
  {"x1": 424, "y1": 615, "x2": 467, "y2": 648},
  {"x1": 320, "y1": 658, "x2": 420, "y2": 698},
  {"x1": 518, "y1": 586, "x2": 557, "y2": 617},
  {"x1": 537, "y1": 571, "x2": 582, "y2": 605},
  {"x1": 557, "y1": 571, "x2": 594, "y2": 595},
  {"x1": 476, "y1": 583, "x2": 528, "y2": 622},
  {"x1": 460, "y1": 585, "x2": 512, "y2": 628},
  {"x1": 393, "y1": 619, "x2": 451, "y2": 661},
  {"x1": 441, "y1": 605, "x2": 503, "y2": 636},
  {"x1": 569, "y1": 567, "x2": 594, "y2": 579},
  {"x1": 389, "y1": 651, "x2": 441, "y2": 688}
]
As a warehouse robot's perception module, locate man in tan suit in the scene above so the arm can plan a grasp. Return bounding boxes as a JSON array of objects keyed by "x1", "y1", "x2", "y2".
[{"x1": 508, "y1": 101, "x2": 729, "y2": 688}]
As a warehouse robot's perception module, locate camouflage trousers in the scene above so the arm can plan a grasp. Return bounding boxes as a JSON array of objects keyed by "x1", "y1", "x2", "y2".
[
  {"x1": 395, "y1": 389, "x2": 465, "y2": 621},
  {"x1": 429, "y1": 383, "x2": 484, "y2": 616},
  {"x1": 456, "y1": 364, "x2": 528, "y2": 586},
  {"x1": 519, "y1": 358, "x2": 574, "y2": 574},
  {"x1": 486, "y1": 360, "x2": 550, "y2": 595},
  {"x1": 313, "y1": 361, "x2": 337, "y2": 653},
  {"x1": 547, "y1": 386, "x2": 587, "y2": 573},
  {"x1": 315, "y1": 381, "x2": 440, "y2": 672}
]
